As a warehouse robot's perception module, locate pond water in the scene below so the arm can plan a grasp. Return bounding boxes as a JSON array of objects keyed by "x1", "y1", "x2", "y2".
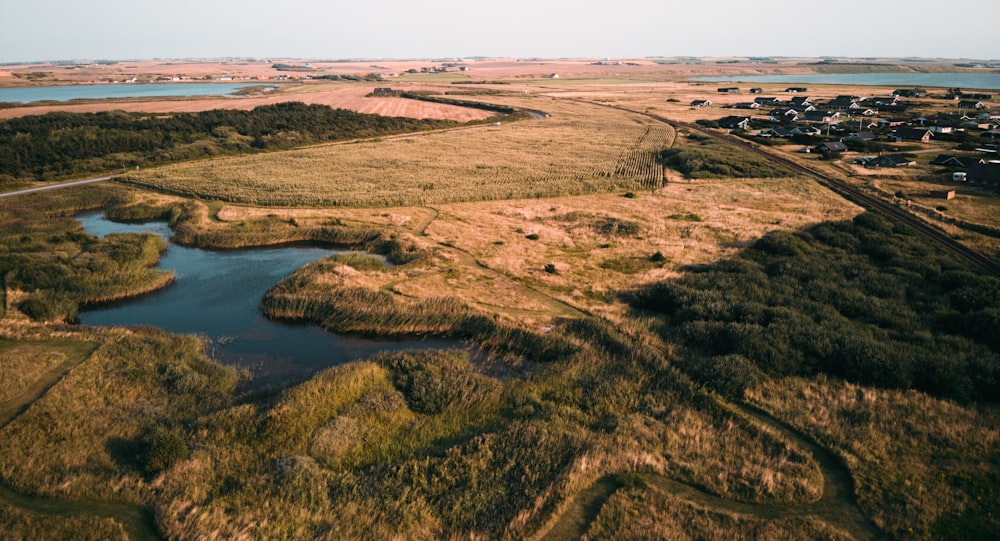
[
  {"x1": 0, "y1": 83, "x2": 275, "y2": 104},
  {"x1": 691, "y1": 72, "x2": 1000, "y2": 90},
  {"x1": 75, "y1": 211, "x2": 461, "y2": 388}
]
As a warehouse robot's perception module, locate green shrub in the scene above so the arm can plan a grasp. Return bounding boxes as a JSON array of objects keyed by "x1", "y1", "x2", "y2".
[{"x1": 137, "y1": 426, "x2": 189, "y2": 476}]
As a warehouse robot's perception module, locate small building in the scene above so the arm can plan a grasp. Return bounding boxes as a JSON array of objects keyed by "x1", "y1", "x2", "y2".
[
  {"x1": 802, "y1": 111, "x2": 841, "y2": 124},
  {"x1": 731, "y1": 102, "x2": 761, "y2": 109},
  {"x1": 786, "y1": 87, "x2": 808, "y2": 93},
  {"x1": 717, "y1": 87, "x2": 741, "y2": 93},
  {"x1": 749, "y1": 87, "x2": 764, "y2": 94},
  {"x1": 754, "y1": 96, "x2": 781, "y2": 105},
  {"x1": 890, "y1": 128, "x2": 933, "y2": 143},
  {"x1": 869, "y1": 154, "x2": 915, "y2": 168},
  {"x1": 758, "y1": 127, "x2": 795, "y2": 138},
  {"x1": 717, "y1": 116, "x2": 752, "y2": 130},
  {"x1": 959, "y1": 100, "x2": 986, "y2": 110},
  {"x1": 842, "y1": 131, "x2": 877, "y2": 144},
  {"x1": 930, "y1": 189, "x2": 956, "y2": 200},
  {"x1": 372, "y1": 87, "x2": 395, "y2": 95},
  {"x1": 815, "y1": 141, "x2": 848, "y2": 154},
  {"x1": 931, "y1": 155, "x2": 986, "y2": 168},
  {"x1": 691, "y1": 99, "x2": 712, "y2": 107},
  {"x1": 967, "y1": 162, "x2": 1000, "y2": 186},
  {"x1": 789, "y1": 96, "x2": 814, "y2": 106},
  {"x1": 893, "y1": 88, "x2": 928, "y2": 98}
]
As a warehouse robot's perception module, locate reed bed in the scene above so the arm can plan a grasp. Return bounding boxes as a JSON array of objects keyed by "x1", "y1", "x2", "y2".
[{"x1": 123, "y1": 98, "x2": 675, "y2": 207}]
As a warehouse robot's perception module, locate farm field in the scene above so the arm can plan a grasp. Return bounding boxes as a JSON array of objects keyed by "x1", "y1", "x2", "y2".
[{"x1": 1, "y1": 58, "x2": 999, "y2": 540}]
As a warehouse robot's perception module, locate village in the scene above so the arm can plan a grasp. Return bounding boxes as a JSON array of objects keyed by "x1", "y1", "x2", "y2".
[{"x1": 694, "y1": 85, "x2": 1000, "y2": 190}]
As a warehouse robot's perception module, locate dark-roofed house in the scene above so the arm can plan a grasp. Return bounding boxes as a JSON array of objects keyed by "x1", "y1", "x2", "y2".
[
  {"x1": 815, "y1": 141, "x2": 848, "y2": 154},
  {"x1": 758, "y1": 127, "x2": 795, "y2": 138},
  {"x1": 959, "y1": 100, "x2": 987, "y2": 110},
  {"x1": 731, "y1": 102, "x2": 761, "y2": 110},
  {"x1": 750, "y1": 87, "x2": 764, "y2": 94},
  {"x1": 691, "y1": 99, "x2": 712, "y2": 107},
  {"x1": 718, "y1": 87, "x2": 741, "y2": 93},
  {"x1": 754, "y1": 97, "x2": 781, "y2": 105},
  {"x1": 789, "y1": 96, "x2": 814, "y2": 106},
  {"x1": 890, "y1": 128, "x2": 933, "y2": 143},
  {"x1": 868, "y1": 154, "x2": 915, "y2": 168},
  {"x1": 931, "y1": 155, "x2": 986, "y2": 168},
  {"x1": 967, "y1": 163, "x2": 1000, "y2": 187},
  {"x1": 770, "y1": 108, "x2": 800, "y2": 121},
  {"x1": 786, "y1": 87, "x2": 808, "y2": 93},
  {"x1": 803, "y1": 111, "x2": 841, "y2": 123},
  {"x1": 842, "y1": 131, "x2": 877, "y2": 144},
  {"x1": 718, "y1": 116, "x2": 752, "y2": 130},
  {"x1": 827, "y1": 97, "x2": 863, "y2": 110},
  {"x1": 893, "y1": 89, "x2": 928, "y2": 98}
]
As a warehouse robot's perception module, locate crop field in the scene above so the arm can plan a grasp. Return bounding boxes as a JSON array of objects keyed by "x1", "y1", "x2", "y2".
[{"x1": 123, "y1": 96, "x2": 675, "y2": 206}]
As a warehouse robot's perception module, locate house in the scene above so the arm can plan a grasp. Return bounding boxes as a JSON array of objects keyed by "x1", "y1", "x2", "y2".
[
  {"x1": 802, "y1": 111, "x2": 841, "y2": 124},
  {"x1": 842, "y1": 131, "x2": 877, "y2": 143},
  {"x1": 827, "y1": 97, "x2": 863, "y2": 110},
  {"x1": 789, "y1": 96, "x2": 814, "y2": 106},
  {"x1": 758, "y1": 127, "x2": 795, "y2": 138},
  {"x1": 717, "y1": 116, "x2": 752, "y2": 130},
  {"x1": 754, "y1": 96, "x2": 781, "y2": 105},
  {"x1": 815, "y1": 141, "x2": 848, "y2": 154},
  {"x1": 890, "y1": 128, "x2": 933, "y2": 143},
  {"x1": 879, "y1": 118, "x2": 908, "y2": 128},
  {"x1": 929, "y1": 125, "x2": 956, "y2": 135},
  {"x1": 850, "y1": 108, "x2": 878, "y2": 117},
  {"x1": 878, "y1": 104, "x2": 913, "y2": 113},
  {"x1": 786, "y1": 87, "x2": 808, "y2": 93},
  {"x1": 981, "y1": 130, "x2": 1000, "y2": 140},
  {"x1": 717, "y1": 87, "x2": 741, "y2": 93},
  {"x1": 978, "y1": 111, "x2": 1000, "y2": 121},
  {"x1": 893, "y1": 88, "x2": 928, "y2": 98},
  {"x1": 873, "y1": 97, "x2": 900, "y2": 107},
  {"x1": 372, "y1": 87, "x2": 395, "y2": 95},
  {"x1": 795, "y1": 126, "x2": 823, "y2": 136},
  {"x1": 959, "y1": 100, "x2": 986, "y2": 110},
  {"x1": 691, "y1": 99, "x2": 712, "y2": 107},
  {"x1": 967, "y1": 163, "x2": 1000, "y2": 186},
  {"x1": 769, "y1": 108, "x2": 800, "y2": 122},
  {"x1": 931, "y1": 155, "x2": 986, "y2": 168},
  {"x1": 960, "y1": 120, "x2": 989, "y2": 130},
  {"x1": 730, "y1": 102, "x2": 760, "y2": 109},
  {"x1": 750, "y1": 87, "x2": 764, "y2": 94},
  {"x1": 868, "y1": 154, "x2": 915, "y2": 168}
]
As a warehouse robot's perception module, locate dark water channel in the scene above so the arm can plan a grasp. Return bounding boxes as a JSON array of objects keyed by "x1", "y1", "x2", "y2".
[{"x1": 75, "y1": 211, "x2": 461, "y2": 388}]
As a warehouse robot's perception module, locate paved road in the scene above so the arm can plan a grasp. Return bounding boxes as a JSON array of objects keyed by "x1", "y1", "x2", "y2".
[{"x1": 0, "y1": 176, "x2": 114, "y2": 199}]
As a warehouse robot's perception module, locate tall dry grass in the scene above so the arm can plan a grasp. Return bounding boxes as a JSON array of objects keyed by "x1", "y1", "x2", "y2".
[{"x1": 123, "y1": 97, "x2": 675, "y2": 207}]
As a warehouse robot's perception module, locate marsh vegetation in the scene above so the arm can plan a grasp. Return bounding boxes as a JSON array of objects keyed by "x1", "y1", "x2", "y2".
[{"x1": 1, "y1": 75, "x2": 998, "y2": 540}]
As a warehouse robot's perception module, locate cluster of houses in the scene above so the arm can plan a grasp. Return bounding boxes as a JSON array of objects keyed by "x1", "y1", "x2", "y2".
[{"x1": 697, "y1": 87, "x2": 1000, "y2": 186}]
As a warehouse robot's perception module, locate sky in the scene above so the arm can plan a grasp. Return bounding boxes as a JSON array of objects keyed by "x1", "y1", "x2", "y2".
[{"x1": 2, "y1": 0, "x2": 999, "y2": 63}]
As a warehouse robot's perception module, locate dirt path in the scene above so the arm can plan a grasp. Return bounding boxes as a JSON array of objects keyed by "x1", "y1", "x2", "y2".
[
  {"x1": 538, "y1": 402, "x2": 883, "y2": 540},
  {"x1": 0, "y1": 339, "x2": 163, "y2": 541}
]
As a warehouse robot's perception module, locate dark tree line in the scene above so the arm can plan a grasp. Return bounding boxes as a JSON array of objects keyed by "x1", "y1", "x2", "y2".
[
  {"x1": 628, "y1": 212, "x2": 1000, "y2": 403},
  {"x1": 0, "y1": 102, "x2": 459, "y2": 182}
]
